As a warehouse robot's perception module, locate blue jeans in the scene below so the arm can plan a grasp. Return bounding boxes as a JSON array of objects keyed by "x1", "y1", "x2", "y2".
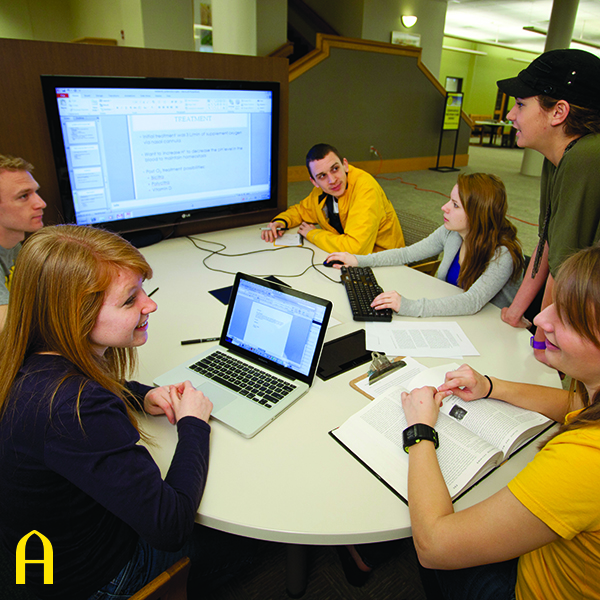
[
  {"x1": 87, "y1": 525, "x2": 272, "y2": 600},
  {"x1": 419, "y1": 558, "x2": 518, "y2": 600}
]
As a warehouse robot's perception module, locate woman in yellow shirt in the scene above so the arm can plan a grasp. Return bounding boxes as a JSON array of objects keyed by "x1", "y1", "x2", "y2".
[{"x1": 403, "y1": 244, "x2": 600, "y2": 600}]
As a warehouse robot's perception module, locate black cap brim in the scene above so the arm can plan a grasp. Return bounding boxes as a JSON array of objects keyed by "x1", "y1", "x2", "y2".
[{"x1": 497, "y1": 74, "x2": 538, "y2": 99}]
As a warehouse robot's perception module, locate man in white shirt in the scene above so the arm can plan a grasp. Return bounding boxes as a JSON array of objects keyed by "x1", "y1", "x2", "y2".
[{"x1": 0, "y1": 155, "x2": 46, "y2": 329}]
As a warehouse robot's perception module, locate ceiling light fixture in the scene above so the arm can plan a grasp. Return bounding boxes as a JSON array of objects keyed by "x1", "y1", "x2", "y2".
[
  {"x1": 443, "y1": 45, "x2": 487, "y2": 56},
  {"x1": 523, "y1": 26, "x2": 600, "y2": 50},
  {"x1": 401, "y1": 15, "x2": 418, "y2": 28}
]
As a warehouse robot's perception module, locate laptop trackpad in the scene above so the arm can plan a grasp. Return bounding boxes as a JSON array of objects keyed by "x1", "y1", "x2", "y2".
[{"x1": 195, "y1": 380, "x2": 236, "y2": 413}]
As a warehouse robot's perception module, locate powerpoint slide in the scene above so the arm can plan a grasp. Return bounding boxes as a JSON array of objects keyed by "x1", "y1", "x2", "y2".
[
  {"x1": 129, "y1": 113, "x2": 251, "y2": 200},
  {"x1": 69, "y1": 144, "x2": 101, "y2": 168},
  {"x1": 66, "y1": 121, "x2": 98, "y2": 145}
]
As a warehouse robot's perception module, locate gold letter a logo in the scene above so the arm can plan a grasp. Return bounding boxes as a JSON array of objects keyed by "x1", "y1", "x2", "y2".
[{"x1": 16, "y1": 530, "x2": 53, "y2": 584}]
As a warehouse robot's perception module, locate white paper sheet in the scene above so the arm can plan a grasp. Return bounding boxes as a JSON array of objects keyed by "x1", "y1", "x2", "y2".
[
  {"x1": 365, "y1": 321, "x2": 479, "y2": 358},
  {"x1": 273, "y1": 232, "x2": 303, "y2": 246},
  {"x1": 327, "y1": 315, "x2": 342, "y2": 328}
]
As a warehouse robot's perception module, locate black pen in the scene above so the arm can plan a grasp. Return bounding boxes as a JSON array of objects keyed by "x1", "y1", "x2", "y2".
[
  {"x1": 148, "y1": 287, "x2": 159, "y2": 297},
  {"x1": 181, "y1": 337, "x2": 220, "y2": 346}
]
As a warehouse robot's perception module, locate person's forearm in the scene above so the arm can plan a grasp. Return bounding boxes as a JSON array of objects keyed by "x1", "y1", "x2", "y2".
[
  {"x1": 504, "y1": 243, "x2": 549, "y2": 324},
  {"x1": 531, "y1": 273, "x2": 555, "y2": 363},
  {"x1": 408, "y1": 441, "x2": 454, "y2": 568},
  {"x1": 307, "y1": 228, "x2": 374, "y2": 254},
  {"x1": 357, "y1": 227, "x2": 447, "y2": 269},
  {"x1": 126, "y1": 380, "x2": 154, "y2": 412},
  {"x1": 275, "y1": 198, "x2": 316, "y2": 230},
  {"x1": 272, "y1": 212, "x2": 296, "y2": 229},
  {"x1": 539, "y1": 273, "x2": 554, "y2": 312},
  {"x1": 488, "y1": 376, "x2": 572, "y2": 422},
  {"x1": 356, "y1": 247, "x2": 408, "y2": 268}
]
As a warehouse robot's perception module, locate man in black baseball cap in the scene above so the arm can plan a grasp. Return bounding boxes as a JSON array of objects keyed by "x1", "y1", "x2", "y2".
[
  {"x1": 497, "y1": 48, "x2": 600, "y2": 111},
  {"x1": 497, "y1": 49, "x2": 600, "y2": 365}
]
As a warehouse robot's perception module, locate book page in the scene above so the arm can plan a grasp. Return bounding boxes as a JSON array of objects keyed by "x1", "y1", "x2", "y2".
[
  {"x1": 439, "y1": 395, "x2": 552, "y2": 458},
  {"x1": 407, "y1": 362, "x2": 460, "y2": 389},
  {"x1": 408, "y1": 363, "x2": 552, "y2": 457},
  {"x1": 332, "y1": 388, "x2": 502, "y2": 501},
  {"x1": 434, "y1": 412, "x2": 503, "y2": 497}
]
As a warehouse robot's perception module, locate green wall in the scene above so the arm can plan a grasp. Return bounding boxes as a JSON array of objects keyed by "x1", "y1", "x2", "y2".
[
  {"x1": 141, "y1": 0, "x2": 193, "y2": 50},
  {"x1": 212, "y1": 0, "x2": 256, "y2": 55},
  {"x1": 289, "y1": 46, "x2": 470, "y2": 167},
  {"x1": 440, "y1": 37, "x2": 537, "y2": 116},
  {"x1": 305, "y1": 0, "x2": 447, "y2": 79},
  {"x1": 304, "y1": 0, "x2": 364, "y2": 39},
  {"x1": 71, "y1": 0, "x2": 145, "y2": 47},
  {"x1": 0, "y1": 0, "x2": 146, "y2": 46},
  {"x1": 0, "y1": 0, "x2": 73, "y2": 41}
]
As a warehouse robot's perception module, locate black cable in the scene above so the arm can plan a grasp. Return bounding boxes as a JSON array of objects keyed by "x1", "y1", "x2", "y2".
[{"x1": 185, "y1": 235, "x2": 343, "y2": 284}]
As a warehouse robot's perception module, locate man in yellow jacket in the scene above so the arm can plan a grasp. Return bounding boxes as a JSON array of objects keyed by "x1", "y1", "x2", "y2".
[{"x1": 261, "y1": 144, "x2": 404, "y2": 254}]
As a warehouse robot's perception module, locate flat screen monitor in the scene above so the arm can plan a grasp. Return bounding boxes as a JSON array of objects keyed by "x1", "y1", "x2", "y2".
[{"x1": 40, "y1": 75, "x2": 280, "y2": 235}]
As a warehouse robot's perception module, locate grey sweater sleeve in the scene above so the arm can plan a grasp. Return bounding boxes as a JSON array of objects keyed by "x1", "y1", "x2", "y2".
[
  {"x1": 355, "y1": 226, "x2": 448, "y2": 268},
  {"x1": 0, "y1": 243, "x2": 20, "y2": 305},
  {"x1": 398, "y1": 246, "x2": 516, "y2": 317}
]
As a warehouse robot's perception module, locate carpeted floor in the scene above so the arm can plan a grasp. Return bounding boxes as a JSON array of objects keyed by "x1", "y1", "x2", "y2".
[{"x1": 203, "y1": 539, "x2": 427, "y2": 600}]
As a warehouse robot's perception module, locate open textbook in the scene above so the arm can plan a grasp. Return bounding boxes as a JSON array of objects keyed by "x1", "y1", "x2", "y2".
[{"x1": 330, "y1": 363, "x2": 554, "y2": 503}]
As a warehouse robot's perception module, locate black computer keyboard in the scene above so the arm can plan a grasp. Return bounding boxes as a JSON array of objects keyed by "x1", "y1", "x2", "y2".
[{"x1": 340, "y1": 266, "x2": 393, "y2": 322}]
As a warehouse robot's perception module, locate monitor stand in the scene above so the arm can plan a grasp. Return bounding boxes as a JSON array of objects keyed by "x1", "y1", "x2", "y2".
[{"x1": 123, "y1": 229, "x2": 164, "y2": 248}]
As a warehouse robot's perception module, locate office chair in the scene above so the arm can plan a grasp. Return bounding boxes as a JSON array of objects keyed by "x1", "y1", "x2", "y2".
[
  {"x1": 129, "y1": 556, "x2": 191, "y2": 600},
  {"x1": 395, "y1": 209, "x2": 441, "y2": 277},
  {"x1": 409, "y1": 258, "x2": 442, "y2": 277}
]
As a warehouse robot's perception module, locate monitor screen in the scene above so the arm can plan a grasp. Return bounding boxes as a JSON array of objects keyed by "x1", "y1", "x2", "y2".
[{"x1": 40, "y1": 75, "x2": 280, "y2": 235}]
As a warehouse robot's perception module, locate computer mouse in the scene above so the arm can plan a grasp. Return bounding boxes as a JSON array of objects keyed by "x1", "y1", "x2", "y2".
[{"x1": 323, "y1": 259, "x2": 344, "y2": 268}]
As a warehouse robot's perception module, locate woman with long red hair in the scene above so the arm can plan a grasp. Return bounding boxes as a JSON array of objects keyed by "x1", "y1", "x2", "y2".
[{"x1": 328, "y1": 172, "x2": 525, "y2": 317}]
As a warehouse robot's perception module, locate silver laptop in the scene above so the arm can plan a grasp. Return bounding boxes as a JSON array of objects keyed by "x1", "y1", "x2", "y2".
[{"x1": 154, "y1": 272, "x2": 332, "y2": 438}]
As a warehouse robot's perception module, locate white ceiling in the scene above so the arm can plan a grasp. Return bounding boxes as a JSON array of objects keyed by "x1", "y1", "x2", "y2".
[{"x1": 444, "y1": 0, "x2": 600, "y2": 58}]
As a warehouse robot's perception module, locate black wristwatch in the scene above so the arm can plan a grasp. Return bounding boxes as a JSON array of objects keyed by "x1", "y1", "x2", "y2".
[{"x1": 403, "y1": 424, "x2": 439, "y2": 454}]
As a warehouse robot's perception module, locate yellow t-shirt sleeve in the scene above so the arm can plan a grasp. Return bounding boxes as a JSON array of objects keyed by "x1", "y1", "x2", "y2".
[{"x1": 508, "y1": 426, "x2": 600, "y2": 539}]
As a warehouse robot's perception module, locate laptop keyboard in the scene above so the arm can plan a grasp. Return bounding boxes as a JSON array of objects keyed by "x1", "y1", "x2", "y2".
[{"x1": 188, "y1": 351, "x2": 297, "y2": 409}]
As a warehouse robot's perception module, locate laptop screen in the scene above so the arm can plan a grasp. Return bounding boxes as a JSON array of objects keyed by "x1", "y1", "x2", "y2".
[{"x1": 222, "y1": 274, "x2": 331, "y2": 381}]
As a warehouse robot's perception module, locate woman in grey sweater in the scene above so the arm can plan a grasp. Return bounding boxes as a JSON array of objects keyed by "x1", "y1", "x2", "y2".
[{"x1": 326, "y1": 173, "x2": 525, "y2": 318}]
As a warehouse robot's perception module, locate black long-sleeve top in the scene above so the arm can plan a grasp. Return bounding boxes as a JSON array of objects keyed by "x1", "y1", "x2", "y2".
[{"x1": 0, "y1": 353, "x2": 210, "y2": 599}]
